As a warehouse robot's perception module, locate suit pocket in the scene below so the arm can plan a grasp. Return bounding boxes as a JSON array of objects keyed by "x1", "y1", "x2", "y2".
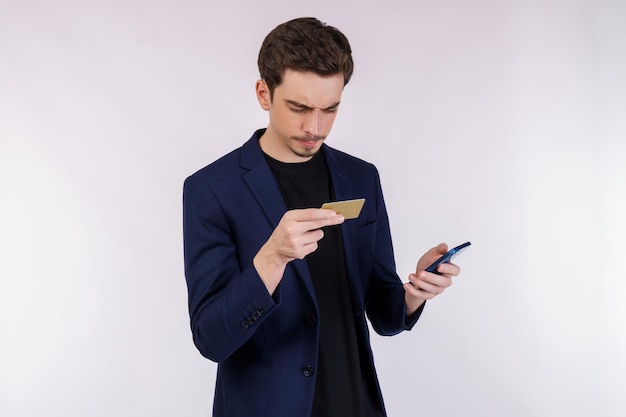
[{"x1": 221, "y1": 358, "x2": 270, "y2": 416}]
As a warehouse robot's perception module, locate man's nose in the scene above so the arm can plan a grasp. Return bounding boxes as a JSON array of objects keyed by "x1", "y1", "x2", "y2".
[{"x1": 304, "y1": 110, "x2": 321, "y2": 135}]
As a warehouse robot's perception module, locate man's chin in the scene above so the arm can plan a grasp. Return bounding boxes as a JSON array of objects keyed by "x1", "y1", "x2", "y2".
[
  {"x1": 293, "y1": 148, "x2": 319, "y2": 159},
  {"x1": 291, "y1": 140, "x2": 324, "y2": 159}
]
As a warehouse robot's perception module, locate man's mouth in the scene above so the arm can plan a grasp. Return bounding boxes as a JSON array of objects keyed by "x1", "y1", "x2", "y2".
[{"x1": 295, "y1": 136, "x2": 324, "y2": 147}]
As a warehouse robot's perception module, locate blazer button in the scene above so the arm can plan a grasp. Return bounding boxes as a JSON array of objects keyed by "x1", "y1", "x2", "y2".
[
  {"x1": 241, "y1": 320, "x2": 250, "y2": 329},
  {"x1": 306, "y1": 315, "x2": 317, "y2": 326},
  {"x1": 302, "y1": 365, "x2": 314, "y2": 377}
]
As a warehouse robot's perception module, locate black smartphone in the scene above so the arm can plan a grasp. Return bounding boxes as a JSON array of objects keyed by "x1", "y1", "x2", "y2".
[{"x1": 425, "y1": 241, "x2": 471, "y2": 274}]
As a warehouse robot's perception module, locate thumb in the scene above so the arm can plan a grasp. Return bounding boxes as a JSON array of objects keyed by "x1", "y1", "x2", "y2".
[{"x1": 435, "y1": 242, "x2": 448, "y2": 255}]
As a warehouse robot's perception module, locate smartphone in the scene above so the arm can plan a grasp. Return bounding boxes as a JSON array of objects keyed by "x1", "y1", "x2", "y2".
[{"x1": 425, "y1": 241, "x2": 471, "y2": 274}]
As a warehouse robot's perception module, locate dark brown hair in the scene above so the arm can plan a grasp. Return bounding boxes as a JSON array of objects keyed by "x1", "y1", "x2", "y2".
[{"x1": 257, "y1": 17, "x2": 354, "y2": 98}]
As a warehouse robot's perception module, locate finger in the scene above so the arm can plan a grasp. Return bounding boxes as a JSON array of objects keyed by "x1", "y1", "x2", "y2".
[
  {"x1": 416, "y1": 243, "x2": 449, "y2": 273},
  {"x1": 403, "y1": 282, "x2": 437, "y2": 300},
  {"x1": 285, "y1": 209, "x2": 345, "y2": 230},
  {"x1": 420, "y1": 271, "x2": 453, "y2": 289},
  {"x1": 435, "y1": 242, "x2": 448, "y2": 255},
  {"x1": 303, "y1": 228, "x2": 325, "y2": 244},
  {"x1": 306, "y1": 216, "x2": 345, "y2": 230},
  {"x1": 297, "y1": 240, "x2": 320, "y2": 259},
  {"x1": 288, "y1": 208, "x2": 342, "y2": 221},
  {"x1": 295, "y1": 214, "x2": 345, "y2": 231},
  {"x1": 437, "y1": 262, "x2": 460, "y2": 277},
  {"x1": 409, "y1": 274, "x2": 442, "y2": 294},
  {"x1": 416, "y1": 270, "x2": 452, "y2": 289}
]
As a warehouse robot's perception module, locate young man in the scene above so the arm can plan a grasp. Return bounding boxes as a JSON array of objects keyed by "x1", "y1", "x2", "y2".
[{"x1": 183, "y1": 17, "x2": 460, "y2": 417}]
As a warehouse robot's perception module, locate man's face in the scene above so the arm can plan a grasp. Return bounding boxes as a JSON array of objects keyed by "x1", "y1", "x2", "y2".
[{"x1": 256, "y1": 69, "x2": 344, "y2": 163}]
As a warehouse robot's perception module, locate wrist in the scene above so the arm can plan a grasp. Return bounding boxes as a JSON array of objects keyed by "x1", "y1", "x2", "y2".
[
  {"x1": 405, "y1": 293, "x2": 426, "y2": 317},
  {"x1": 253, "y1": 245, "x2": 288, "y2": 295}
]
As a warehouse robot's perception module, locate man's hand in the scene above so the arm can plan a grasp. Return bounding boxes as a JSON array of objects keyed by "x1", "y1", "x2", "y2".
[
  {"x1": 254, "y1": 208, "x2": 344, "y2": 295},
  {"x1": 403, "y1": 243, "x2": 461, "y2": 315}
]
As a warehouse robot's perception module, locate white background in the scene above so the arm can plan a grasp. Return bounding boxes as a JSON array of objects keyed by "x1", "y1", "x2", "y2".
[{"x1": 1, "y1": 1, "x2": 624, "y2": 416}]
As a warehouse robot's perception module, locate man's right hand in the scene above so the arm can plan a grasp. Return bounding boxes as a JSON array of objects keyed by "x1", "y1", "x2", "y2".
[{"x1": 253, "y1": 208, "x2": 345, "y2": 295}]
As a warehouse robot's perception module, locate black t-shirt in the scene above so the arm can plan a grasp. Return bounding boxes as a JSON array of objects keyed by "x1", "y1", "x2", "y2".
[{"x1": 265, "y1": 150, "x2": 384, "y2": 417}]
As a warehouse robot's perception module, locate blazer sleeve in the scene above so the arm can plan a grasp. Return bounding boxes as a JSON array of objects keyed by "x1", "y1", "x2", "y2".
[
  {"x1": 182, "y1": 173, "x2": 278, "y2": 363},
  {"x1": 363, "y1": 165, "x2": 424, "y2": 335}
]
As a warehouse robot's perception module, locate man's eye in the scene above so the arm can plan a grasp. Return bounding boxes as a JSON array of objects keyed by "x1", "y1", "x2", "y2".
[
  {"x1": 290, "y1": 107, "x2": 306, "y2": 113},
  {"x1": 323, "y1": 108, "x2": 338, "y2": 114}
]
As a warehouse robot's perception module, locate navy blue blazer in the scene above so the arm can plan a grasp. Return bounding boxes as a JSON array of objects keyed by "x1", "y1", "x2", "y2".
[{"x1": 183, "y1": 130, "x2": 422, "y2": 417}]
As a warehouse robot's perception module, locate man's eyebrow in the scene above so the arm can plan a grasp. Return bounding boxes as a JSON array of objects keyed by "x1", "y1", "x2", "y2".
[{"x1": 285, "y1": 99, "x2": 341, "y2": 110}]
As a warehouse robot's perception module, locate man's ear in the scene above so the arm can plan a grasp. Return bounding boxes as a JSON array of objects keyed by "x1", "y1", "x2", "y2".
[{"x1": 255, "y1": 79, "x2": 271, "y2": 110}]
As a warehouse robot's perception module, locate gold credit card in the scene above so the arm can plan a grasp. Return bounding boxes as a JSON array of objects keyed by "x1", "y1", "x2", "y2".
[{"x1": 321, "y1": 198, "x2": 365, "y2": 220}]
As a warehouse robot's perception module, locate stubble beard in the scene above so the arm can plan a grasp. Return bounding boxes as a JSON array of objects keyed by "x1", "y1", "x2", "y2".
[{"x1": 290, "y1": 135, "x2": 325, "y2": 159}]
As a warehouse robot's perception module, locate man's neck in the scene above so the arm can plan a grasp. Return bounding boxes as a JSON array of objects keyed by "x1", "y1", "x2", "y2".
[{"x1": 258, "y1": 128, "x2": 317, "y2": 163}]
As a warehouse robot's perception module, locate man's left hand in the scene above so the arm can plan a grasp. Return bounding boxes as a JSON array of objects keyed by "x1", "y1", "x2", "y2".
[{"x1": 403, "y1": 243, "x2": 461, "y2": 315}]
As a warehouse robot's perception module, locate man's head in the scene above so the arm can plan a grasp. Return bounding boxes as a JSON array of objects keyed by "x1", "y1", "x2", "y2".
[
  {"x1": 256, "y1": 18, "x2": 353, "y2": 162},
  {"x1": 257, "y1": 17, "x2": 354, "y2": 100}
]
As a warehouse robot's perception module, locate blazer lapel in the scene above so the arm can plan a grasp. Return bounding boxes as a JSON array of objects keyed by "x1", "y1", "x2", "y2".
[
  {"x1": 322, "y1": 145, "x2": 362, "y2": 299},
  {"x1": 241, "y1": 144, "x2": 287, "y2": 228},
  {"x1": 322, "y1": 145, "x2": 351, "y2": 201},
  {"x1": 240, "y1": 133, "x2": 317, "y2": 301}
]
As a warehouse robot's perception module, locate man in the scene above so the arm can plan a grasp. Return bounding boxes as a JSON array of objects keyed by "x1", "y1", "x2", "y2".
[{"x1": 183, "y1": 17, "x2": 460, "y2": 417}]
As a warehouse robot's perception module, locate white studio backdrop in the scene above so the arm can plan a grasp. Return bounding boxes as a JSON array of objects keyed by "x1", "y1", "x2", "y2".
[{"x1": 1, "y1": 1, "x2": 624, "y2": 416}]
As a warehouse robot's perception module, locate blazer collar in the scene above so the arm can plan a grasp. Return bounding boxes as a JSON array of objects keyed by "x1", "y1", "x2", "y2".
[{"x1": 240, "y1": 129, "x2": 287, "y2": 229}]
